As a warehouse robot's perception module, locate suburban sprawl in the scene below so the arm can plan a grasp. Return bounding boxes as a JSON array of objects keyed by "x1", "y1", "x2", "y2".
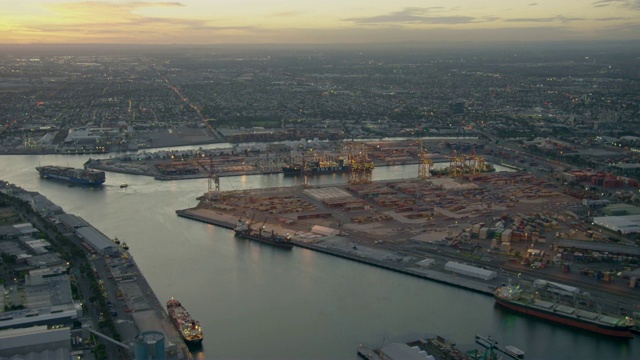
[{"x1": 1, "y1": 43, "x2": 640, "y2": 359}]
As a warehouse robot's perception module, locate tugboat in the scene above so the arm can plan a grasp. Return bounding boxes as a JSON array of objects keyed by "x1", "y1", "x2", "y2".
[
  {"x1": 113, "y1": 237, "x2": 121, "y2": 245},
  {"x1": 121, "y1": 242, "x2": 129, "y2": 250}
]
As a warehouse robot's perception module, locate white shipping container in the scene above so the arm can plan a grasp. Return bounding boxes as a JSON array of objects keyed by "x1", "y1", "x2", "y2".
[{"x1": 501, "y1": 229, "x2": 513, "y2": 242}]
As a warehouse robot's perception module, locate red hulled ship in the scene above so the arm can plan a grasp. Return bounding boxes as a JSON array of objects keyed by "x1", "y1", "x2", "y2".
[{"x1": 166, "y1": 298, "x2": 204, "y2": 345}]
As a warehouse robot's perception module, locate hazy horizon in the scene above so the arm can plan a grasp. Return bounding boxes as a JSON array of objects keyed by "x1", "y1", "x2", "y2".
[{"x1": 3, "y1": 1, "x2": 640, "y2": 45}]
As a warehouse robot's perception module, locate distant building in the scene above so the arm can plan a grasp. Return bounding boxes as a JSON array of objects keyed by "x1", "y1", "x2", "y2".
[{"x1": 602, "y1": 204, "x2": 640, "y2": 216}]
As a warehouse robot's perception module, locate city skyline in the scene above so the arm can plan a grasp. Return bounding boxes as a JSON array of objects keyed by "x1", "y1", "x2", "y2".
[{"x1": 2, "y1": 0, "x2": 640, "y2": 45}]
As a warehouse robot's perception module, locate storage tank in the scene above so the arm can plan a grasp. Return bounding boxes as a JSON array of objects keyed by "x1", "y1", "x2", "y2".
[{"x1": 134, "y1": 331, "x2": 165, "y2": 360}]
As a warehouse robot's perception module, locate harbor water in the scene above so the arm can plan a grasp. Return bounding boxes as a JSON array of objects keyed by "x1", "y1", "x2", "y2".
[{"x1": 1, "y1": 151, "x2": 638, "y2": 360}]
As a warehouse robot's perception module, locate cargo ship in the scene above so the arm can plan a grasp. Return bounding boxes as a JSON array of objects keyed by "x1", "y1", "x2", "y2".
[
  {"x1": 494, "y1": 282, "x2": 634, "y2": 338},
  {"x1": 166, "y1": 298, "x2": 203, "y2": 346},
  {"x1": 282, "y1": 159, "x2": 349, "y2": 176},
  {"x1": 234, "y1": 218, "x2": 294, "y2": 249},
  {"x1": 36, "y1": 165, "x2": 106, "y2": 186}
]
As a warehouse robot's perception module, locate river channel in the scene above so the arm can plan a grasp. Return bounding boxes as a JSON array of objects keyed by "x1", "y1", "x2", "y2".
[{"x1": 0, "y1": 146, "x2": 638, "y2": 360}]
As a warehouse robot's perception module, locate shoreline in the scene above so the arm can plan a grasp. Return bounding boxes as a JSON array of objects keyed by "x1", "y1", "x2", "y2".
[
  {"x1": 175, "y1": 194, "x2": 640, "y2": 325},
  {"x1": 176, "y1": 208, "x2": 505, "y2": 297}
]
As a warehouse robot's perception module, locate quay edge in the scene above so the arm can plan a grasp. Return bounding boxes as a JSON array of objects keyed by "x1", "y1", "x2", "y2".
[{"x1": 175, "y1": 208, "x2": 494, "y2": 296}]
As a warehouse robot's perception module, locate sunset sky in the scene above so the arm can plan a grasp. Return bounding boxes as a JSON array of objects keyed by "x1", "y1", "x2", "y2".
[{"x1": 2, "y1": 0, "x2": 639, "y2": 44}]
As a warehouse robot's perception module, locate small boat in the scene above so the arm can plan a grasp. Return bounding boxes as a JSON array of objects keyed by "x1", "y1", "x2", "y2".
[
  {"x1": 121, "y1": 242, "x2": 129, "y2": 250},
  {"x1": 505, "y1": 345, "x2": 525, "y2": 359},
  {"x1": 113, "y1": 237, "x2": 121, "y2": 245},
  {"x1": 120, "y1": 182, "x2": 128, "y2": 188}
]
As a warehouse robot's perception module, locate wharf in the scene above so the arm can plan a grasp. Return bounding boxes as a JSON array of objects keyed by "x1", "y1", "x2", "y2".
[
  {"x1": 175, "y1": 175, "x2": 640, "y2": 318},
  {"x1": 294, "y1": 240, "x2": 495, "y2": 295},
  {"x1": 176, "y1": 207, "x2": 495, "y2": 296},
  {"x1": 100, "y1": 249, "x2": 193, "y2": 359},
  {"x1": 176, "y1": 208, "x2": 235, "y2": 229}
]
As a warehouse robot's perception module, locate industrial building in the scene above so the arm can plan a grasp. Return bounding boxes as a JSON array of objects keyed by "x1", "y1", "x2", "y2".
[
  {"x1": 592, "y1": 215, "x2": 640, "y2": 234},
  {"x1": 602, "y1": 204, "x2": 640, "y2": 216},
  {"x1": 377, "y1": 342, "x2": 435, "y2": 360},
  {"x1": 0, "y1": 326, "x2": 71, "y2": 360},
  {"x1": 444, "y1": 261, "x2": 497, "y2": 281},
  {"x1": 57, "y1": 213, "x2": 119, "y2": 254},
  {"x1": 555, "y1": 239, "x2": 640, "y2": 263},
  {"x1": 0, "y1": 303, "x2": 82, "y2": 331}
]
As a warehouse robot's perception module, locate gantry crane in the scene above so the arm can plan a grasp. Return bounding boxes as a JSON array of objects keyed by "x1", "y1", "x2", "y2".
[
  {"x1": 418, "y1": 138, "x2": 433, "y2": 179},
  {"x1": 207, "y1": 155, "x2": 220, "y2": 198},
  {"x1": 347, "y1": 142, "x2": 374, "y2": 184},
  {"x1": 445, "y1": 150, "x2": 465, "y2": 177},
  {"x1": 465, "y1": 148, "x2": 480, "y2": 175}
]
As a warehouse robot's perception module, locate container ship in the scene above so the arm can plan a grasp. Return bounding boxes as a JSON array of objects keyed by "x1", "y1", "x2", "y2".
[
  {"x1": 234, "y1": 218, "x2": 294, "y2": 249},
  {"x1": 494, "y1": 282, "x2": 634, "y2": 338},
  {"x1": 166, "y1": 298, "x2": 204, "y2": 345},
  {"x1": 36, "y1": 165, "x2": 106, "y2": 186},
  {"x1": 282, "y1": 159, "x2": 349, "y2": 176}
]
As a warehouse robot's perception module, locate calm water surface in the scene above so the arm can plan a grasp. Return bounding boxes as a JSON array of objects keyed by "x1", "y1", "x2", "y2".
[{"x1": 0, "y1": 151, "x2": 637, "y2": 360}]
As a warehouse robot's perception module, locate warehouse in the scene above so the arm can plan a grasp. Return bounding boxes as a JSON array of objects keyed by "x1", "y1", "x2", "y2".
[
  {"x1": 592, "y1": 215, "x2": 640, "y2": 234},
  {"x1": 444, "y1": 261, "x2": 497, "y2": 280}
]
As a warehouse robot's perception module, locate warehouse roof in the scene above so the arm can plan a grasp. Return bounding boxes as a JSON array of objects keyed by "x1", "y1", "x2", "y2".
[
  {"x1": 556, "y1": 239, "x2": 640, "y2": 256},
  {"x1": 75, "y1": 226, "x2": 118, "y2": 254},
  {"x1": 57, "y1": 214, "x2": 89, "y2": 229},
  {"x1": 592, "y1": 215, "x2": 640, "y2": 234}
]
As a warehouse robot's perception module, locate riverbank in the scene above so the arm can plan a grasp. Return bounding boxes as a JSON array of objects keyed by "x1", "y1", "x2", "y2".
[{"x1": 0, "y1": 181, "x2": 192, "y2": 360}]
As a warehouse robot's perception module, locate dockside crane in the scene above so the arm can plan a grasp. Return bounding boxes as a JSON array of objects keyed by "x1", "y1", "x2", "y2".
[
  {"x1": 418, "y1": 138, "x2": 433, "y2": 179},
  {"x1": 464, "y1": 148, "x2": 479, "y2": 175},
  {"x1": 247, "y1": 213, "x2": 257, "y2": 233},
  {"x1": 207, "y1": 155, "x2": 220, "y2": 198},
  {"x1": 260, "y1": 217, "x2": 268, "y2": 236},
  {"x1": 347, "y1": 142, "x2": 374, "y2": 184},
  {"x1": 445, "y1": 150, "x2": 465, "y2": 177}
]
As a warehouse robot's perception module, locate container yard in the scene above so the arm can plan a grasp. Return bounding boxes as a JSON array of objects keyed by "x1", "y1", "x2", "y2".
[{"x1": 174, "y1": 159, "x2": 640, "y2": 322}]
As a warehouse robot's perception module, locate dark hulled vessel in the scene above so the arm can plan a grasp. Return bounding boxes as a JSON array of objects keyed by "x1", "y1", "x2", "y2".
[
  {"x1": 36, "y1": 165, "x2": 105, "y2": 186},
  {"x1": 494, "y1": 283, "x2": 634, "y2": 338},
  {"x1": 234, "y1": 218, "x2": 294, "y2": 249},
  {"x1": 282, "y1": 159, "x2": 349, "y2": 176}
]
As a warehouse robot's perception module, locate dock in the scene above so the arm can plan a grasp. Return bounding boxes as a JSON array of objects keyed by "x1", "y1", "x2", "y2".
[
  {"x1": 356, "y1": 335, "x2": 512, "y2": 360},
  {"x1": 176, "y1": 207, "x2": 496, "y2": 296},
  {"x1": 98, "y1": 247, "x2": 193, "y2": 359},
  {"x1": 174, "y1": 172, "x2": 640, "y2": 321}
]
